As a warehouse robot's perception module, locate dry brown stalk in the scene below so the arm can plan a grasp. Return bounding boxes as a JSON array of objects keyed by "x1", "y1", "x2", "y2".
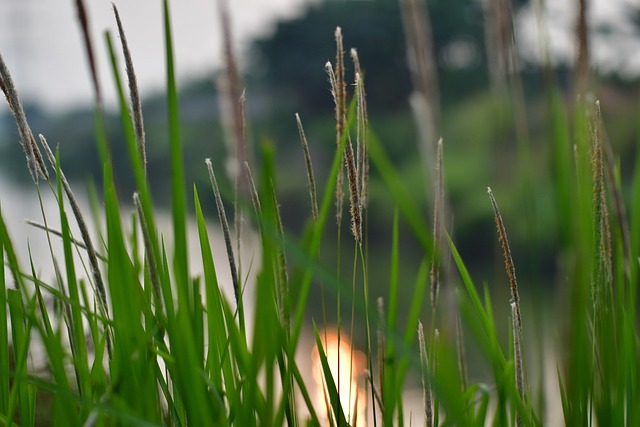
[
  {"x1": 399, "y1": 0, "x2": 440, "y2": 123},
  {"x1": 575, "y1": 0, "x2": 589, "y2": 97},
  {"x1": 113, "y1": 4, "x2": 146, "y2": 175},
  {"x1": 295, "y1": 113, "x2": 318, "y2": 221},
  {"x1": 481, "y1": 0, "x2": 503, "y2": 93},
  {"x1": 74, "y1": 0, "x2": 101, "y2": 105},
  {"x1": 399, "y1": 0, "x2": 441, "y2": 199},
  {"x1": 216, "y1": 0, "x2": 247, "y2": 196},
  {"x1": 483, "y1": 0, "x2": 518, "y2": 94}
]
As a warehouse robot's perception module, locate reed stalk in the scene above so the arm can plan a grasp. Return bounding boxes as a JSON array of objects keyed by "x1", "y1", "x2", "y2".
[
  {"x1": 38, "y1": 134, "x2": 111, "y2": 358},
  {"x1": 326, "y1": 61, "x2": 345, "y2": 226},
  {"x1": 487, "y1": 186, "x2": 525, "y2": 419},
  {"x1": 0, "y1": 54, "x2": 48, "y2": 183},
  {"x1": 205, "y1": 159, "x2": 240, "y2": 311},
  {"x1": 113, "y1": 4, "x2": 146, "y2": 175},
  {"x1": 350, "y1": 49, "x2": 369, "y2": 210},
  {"x1": 74, "y1": 0, "x2": 101, "y2": 105},
  {"x1": 295, "y1": 113, "x2": 318, "y2": 222},
  {"x1": 216, "y1": 0, "x2": 247, "y2": 195}
]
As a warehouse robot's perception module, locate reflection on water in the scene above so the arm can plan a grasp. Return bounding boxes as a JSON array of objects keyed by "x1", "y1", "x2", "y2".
[{"x1": 312, "y1": 329, "x2": 367, "y2": 426}]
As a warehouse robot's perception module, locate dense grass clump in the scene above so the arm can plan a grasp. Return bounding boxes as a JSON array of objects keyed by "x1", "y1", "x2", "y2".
[{"x1": 1, "y1": 1, "x2": 640, "y2": 426}]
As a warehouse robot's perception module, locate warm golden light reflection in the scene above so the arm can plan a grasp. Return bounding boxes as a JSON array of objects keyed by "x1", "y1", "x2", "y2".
[{"x1": 312, "y1": 329, "x2": 367, "y2": 426}]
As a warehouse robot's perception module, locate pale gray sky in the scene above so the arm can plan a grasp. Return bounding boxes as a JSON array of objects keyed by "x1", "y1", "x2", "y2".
[
  {"x1": 1, "y1": 0, "x2": 639, "y2": 112},
  {"x1": 0, "y1": 0, "x2": 316, "y2": 111},
  {"x1": 517, "y1": 0, "x2": 640, "y2": 76}
]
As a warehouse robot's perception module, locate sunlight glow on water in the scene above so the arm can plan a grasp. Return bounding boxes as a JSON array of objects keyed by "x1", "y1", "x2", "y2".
[{"x1": 312, "y1": 329, "x2": 367, "y2": 427}]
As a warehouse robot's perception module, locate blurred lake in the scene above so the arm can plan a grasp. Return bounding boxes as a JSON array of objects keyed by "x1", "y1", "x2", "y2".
[{"x1": 0, "y1": 171, "x2": 251, "y2": 308}]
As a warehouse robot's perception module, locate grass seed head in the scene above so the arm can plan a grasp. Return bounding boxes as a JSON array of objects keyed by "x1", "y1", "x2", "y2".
[
  {"x1": 113, "y1": 4, "x2": 146, "y2": 174},
  {"x1": 0, "y1": 54, "x2": 48, "y2": 182}
]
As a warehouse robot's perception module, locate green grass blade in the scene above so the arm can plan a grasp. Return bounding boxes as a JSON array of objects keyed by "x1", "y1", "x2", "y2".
[
  {"x1": 163, "y1": 0, "x2": 189, "y2": 293},
  {"x1": 7, "y1": 290, "x2": 34, "y2": 426},
  {"x1": 383, "y1": 208, "x2": 400, "y2": 423},
  {"x1": 104, "y1": 164, "x2": 162, "y2": 422},
  {"x1": 194, "y1": 187, "x2": 225, "y2": 390},
  {"x1": 55, "y1": 155, "x2": 91, "y2": 404},
  {"x1": 288, "y1": 112, "x2": 350, "y2": 356},
  {"x1": 0, "y1": 221, "x2": 8, "y2": 415},
  {"x1": 313, "y1": 322, "x2": 349, "y2": 427}
]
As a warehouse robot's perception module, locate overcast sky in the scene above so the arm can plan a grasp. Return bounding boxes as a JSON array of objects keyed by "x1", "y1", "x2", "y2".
[
  {"x1": 0, "y1": 0, "x2": 316, "y2": 111},
  {"x1": 517, "y1": 0, "x2": 640, "y2": 76},
  {"x1": 1, "y1": 0, "x2": 640, "y2": 113}
]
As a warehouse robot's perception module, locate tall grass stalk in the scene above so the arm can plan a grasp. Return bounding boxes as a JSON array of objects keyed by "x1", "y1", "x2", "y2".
[
  {"x1": 295, "y1": 113, "x2": 318, "y2": 222},
  {"x1": 487, "y1": 187, "x2": 525, "y2": 406},
  {"x1": 113, "y1": 4, "x2": 146, "y2": 175},
  {"x1": 39, "y1": 134, "x2": 112, "y2": 357},
  {"x1": 206, "y1": 159, "x2": 241, "y2": 317},
  {"x1": 0, "y1": 54, "x2": 47, "y2": 183}
]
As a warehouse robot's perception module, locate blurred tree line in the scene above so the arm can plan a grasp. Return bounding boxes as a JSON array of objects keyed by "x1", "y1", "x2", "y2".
[{"x1": 250, "y1": 0, "x2": 490, "y2": 114}]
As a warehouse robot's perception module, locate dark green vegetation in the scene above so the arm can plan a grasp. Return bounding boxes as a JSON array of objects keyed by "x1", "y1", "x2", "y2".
[{"x1": 1, "y1": 0, "x2": 640, "y2": 425}]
